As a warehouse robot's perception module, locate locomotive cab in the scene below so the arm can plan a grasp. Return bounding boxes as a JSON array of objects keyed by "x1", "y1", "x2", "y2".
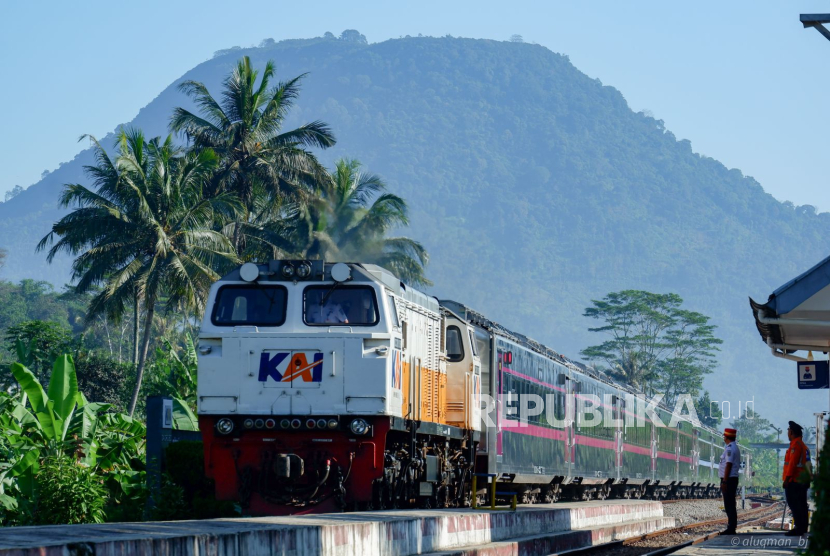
[
  {"x1": 197, "y1": 260, "x2": 477, "y2": 514},
  {"x1": 443, "y1": 311, "x2": 482, "y2": 431},
  {"x1": 198, "y1": 260, "x2": 400, "y2": 419}
]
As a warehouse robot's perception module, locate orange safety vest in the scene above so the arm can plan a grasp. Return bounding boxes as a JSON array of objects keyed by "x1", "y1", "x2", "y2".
[{"x1": 783, "y1": 437, "x2": 810, "y2": 484}]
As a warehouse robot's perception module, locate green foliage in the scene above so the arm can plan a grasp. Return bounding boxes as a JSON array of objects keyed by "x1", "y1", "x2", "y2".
[
  {"x1": 152, "y1": 441, "x2": 237, "y2": 520},
  {"x1": 4, "y1": 320, "x2": 73, "y2": 382},
  {"x1": 581, "y1": 290, "x2": 721, "y2": 404},
  {"x1": 38, "y1": 129, "x2": 240, "y2": 416},
  {"x1": 34, "y1": 455, "x2": 107, "y2": 525},
  {"x1": 0, "y1": 354, "x2": 146, "y2": 525},
  {"x1": 170, "y1": 55, "x2": 336, "y2": 256},
  {"x1": 731, "y1": 408, "x2": 779, "y2": 490},
  {"x1": 693, "y1": 390, "x2": 723, "y2": 428},
  {"x1": 0, "y1": 282, "x2": 137, "y2": 391},
  {"x1": 74, "y1": 353, "x2": 131, "y2": 411},
  {"x1": 807, "y1": 422, "x2": 830, "y2": 555},
  {"x1": 143, "y1": 336, "x2": 199, "y2": 430},
  {"x1": 148, "y1": 475, "x2": 188, "y2": 521},
  {"x1": 265, "y1": 158, "x2": 431, "y2": 286}
]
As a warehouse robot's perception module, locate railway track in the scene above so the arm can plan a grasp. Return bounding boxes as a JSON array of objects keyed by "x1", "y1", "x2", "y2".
[
  {"x1": 558, "y1": 500, "x2": 784, "y2": 556},
  {"x1": 660, "y1": 494, "x2": 774, "y2": 505}
]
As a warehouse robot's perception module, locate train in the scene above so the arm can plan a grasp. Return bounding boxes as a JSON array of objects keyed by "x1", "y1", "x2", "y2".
[{"x1": 196, "y1": 260, "x2": 752, "y2": 515}]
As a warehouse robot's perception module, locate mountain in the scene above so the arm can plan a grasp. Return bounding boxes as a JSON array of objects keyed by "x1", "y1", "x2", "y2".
[{"x1": 1, "y1": 34, "x2": 825, "y2": 427}]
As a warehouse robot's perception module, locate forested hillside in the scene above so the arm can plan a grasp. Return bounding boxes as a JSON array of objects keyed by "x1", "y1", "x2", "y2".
[{"x1": 0, "y1": 34, "x2": 824, "y2": 425}]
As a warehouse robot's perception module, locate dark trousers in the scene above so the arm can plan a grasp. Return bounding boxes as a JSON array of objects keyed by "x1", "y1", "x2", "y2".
[
  {"x1": 722, "y1": 477, "x2": 739, "y2": 531},
  {"x1": 784, "y1": 483, "x2": 809, "y2": 533}
]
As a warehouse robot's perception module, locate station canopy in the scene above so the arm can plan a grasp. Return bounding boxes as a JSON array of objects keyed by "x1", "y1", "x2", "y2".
[{"x1": 750, "y1": 253, "x2": 830, "y2": 360}]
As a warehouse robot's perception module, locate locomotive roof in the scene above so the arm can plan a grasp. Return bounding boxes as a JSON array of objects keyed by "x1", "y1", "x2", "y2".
[{"x1": 219, "y1": 260, "x2": 440, "y2": 314}]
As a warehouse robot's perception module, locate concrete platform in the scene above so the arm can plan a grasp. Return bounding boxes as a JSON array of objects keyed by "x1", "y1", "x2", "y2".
[
  {"x1": 0, "y1": 500, "x2": 674, "y2": 556},
  {"x1": 673, "y1": 532, "x2": 808, "y2": 555}
]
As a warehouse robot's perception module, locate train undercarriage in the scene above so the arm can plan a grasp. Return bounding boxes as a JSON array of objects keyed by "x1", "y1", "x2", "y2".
[{"x1": 203, "y1": 415, "x2": 723, "y2": 516}]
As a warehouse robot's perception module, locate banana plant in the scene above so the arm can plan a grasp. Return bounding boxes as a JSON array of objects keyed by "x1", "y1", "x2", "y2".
[{"x1": 0, "y1": 355, "x2": 146, "y2": 502}]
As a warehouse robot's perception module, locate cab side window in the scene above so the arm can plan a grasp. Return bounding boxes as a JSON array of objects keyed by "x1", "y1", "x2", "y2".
[
  {"x1": 446, "y1": 325, "x2": 464, "y2": 362},
  {"x1": 388, "y1": 294, "x2": 400, "y2": 328}
]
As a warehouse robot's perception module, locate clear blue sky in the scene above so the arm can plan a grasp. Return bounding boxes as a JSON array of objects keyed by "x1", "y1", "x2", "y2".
[{"x1": 2, "y1": 1, "x2": 830, "y2": 209}]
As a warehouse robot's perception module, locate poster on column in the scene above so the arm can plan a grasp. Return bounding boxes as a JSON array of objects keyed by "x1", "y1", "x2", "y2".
[{"x1": 797, "y1": 361, "x2": 830, "y2": 389}]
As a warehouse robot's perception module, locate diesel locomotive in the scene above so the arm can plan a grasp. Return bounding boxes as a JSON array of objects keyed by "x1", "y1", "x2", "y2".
[{"x1": 197, "y1": 260, "x2": 751, "y2": 515}]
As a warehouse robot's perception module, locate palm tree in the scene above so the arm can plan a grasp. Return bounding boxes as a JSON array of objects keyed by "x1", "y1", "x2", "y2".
[
  {"x1": 38, "y1": 128, "x2": 239, "y2": 415},
  {"x1": 256, "y1": 158, "x2": 431, "y2": 286},
  {"x1": 170, "y1": 56, "x2": 336, "y2": 254}
]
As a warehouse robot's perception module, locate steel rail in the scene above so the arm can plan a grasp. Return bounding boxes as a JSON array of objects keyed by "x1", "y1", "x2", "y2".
[
  {"x1": 640, "y1": 508, "x2": 783, "y2": 556},
  {"x1": 554, "y1": 501, "x2": 782, "y2": 556}
]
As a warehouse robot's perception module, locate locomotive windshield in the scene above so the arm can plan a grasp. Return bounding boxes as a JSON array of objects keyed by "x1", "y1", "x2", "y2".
[
  {"x1": 304, "y1": 285, "x2": 379, "y2": 325},
  {"x1": 211, "y1": 285, "x2": 288, "y2": 326}
]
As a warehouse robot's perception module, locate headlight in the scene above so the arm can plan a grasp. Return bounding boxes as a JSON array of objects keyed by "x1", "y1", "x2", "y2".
[
  {"x1": 297, "y1": 262, "x2": 312, "y2": 278},
  {"x1": 216, "y1": 418, "x2": 234, "y2": 435},
  {"x1": 349, "y1": 418, "x2": 369, "y2": 435},
  {"x1": 328, "y1": 419, "x2": 339, "y2": 429},
  {"x1": 282, "y1": 263, "x2": 295, "y2": 278}
]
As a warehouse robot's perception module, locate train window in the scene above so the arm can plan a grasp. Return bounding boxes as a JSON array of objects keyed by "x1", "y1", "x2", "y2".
[
  {"x1": 446, "y1": 326, "x2": 464, "y2": 362},
  {"x1": 304, "y1": 286, "x2": 379, "y2": 326},
  {"x1": 468, "y1": 329, "x2": 478, "y2": 356},
  {"x1": 212, "y1": 285, "x2": 288, "y2": 326},
  {"x1": 555, "y1": 391, "x2": 565, "y2": 422},
  {"x1": 387, "y1": 294, "x2": 399, "y2": 328}
]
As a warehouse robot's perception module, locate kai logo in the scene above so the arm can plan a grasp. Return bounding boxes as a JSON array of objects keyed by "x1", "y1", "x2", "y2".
[{"x1": 259, "y1": 351, "x2": 324, "y2": 383}]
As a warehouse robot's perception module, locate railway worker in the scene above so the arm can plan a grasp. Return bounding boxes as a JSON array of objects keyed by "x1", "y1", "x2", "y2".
[
  {"x1": 307, "y1": 293, "x2": 350, "y2": 324},
  {"x1": 718, "y1": 427, "x2": 741, "y2": 535},
  {"x1": 782, "y1": 421, "x2": 811, "y2": 536}
]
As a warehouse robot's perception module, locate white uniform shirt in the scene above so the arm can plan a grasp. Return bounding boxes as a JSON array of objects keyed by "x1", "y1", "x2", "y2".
[{"x1": 718, "y1": 441, "x2": 741, "y2": 478}]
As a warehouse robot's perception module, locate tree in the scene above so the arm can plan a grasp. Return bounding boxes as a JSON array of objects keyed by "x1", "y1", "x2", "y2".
[
  {"x1": 38, "y1": 129, "x2": 239, "y2": 415},
  {"x1": 731, "y1": 407, "x2": 778, "y2": 489},
  {"x1": 654, "y1": 309, "x2": 722, "y2": 405},
  {"x1": 3, "y1": 320, "x2": 73, "y2": 383},
  {"x1": 694, "y1": 390, "x2": 723, "y2": 428},
  {"x1": 0, "y1": 248, "x2": 6, "y2": 272},
  {"x1": 510, "y1": 34, "x2": 524, "y2": 43},
  {"x1": 4, "y1": 185, "x2": 23, "y2": 202},
  {"x1": 75, "y1": 354, "x2": 131, "y2": 411},
  {"x1": 581, "y1": 290, "x2": 681, "y2": 391},
  {"x1": 170, "y1": 56, "x2": 336, "y2": 254},
  {"x1": 259, "y1": 158, "x2": 431, "y2": 286},
  {"x1": 581, "y1": 291, "x2": 721, "y2": 400},
  {"x1": 340, "y1": 29, "x2": 367, "y2": 44}
]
